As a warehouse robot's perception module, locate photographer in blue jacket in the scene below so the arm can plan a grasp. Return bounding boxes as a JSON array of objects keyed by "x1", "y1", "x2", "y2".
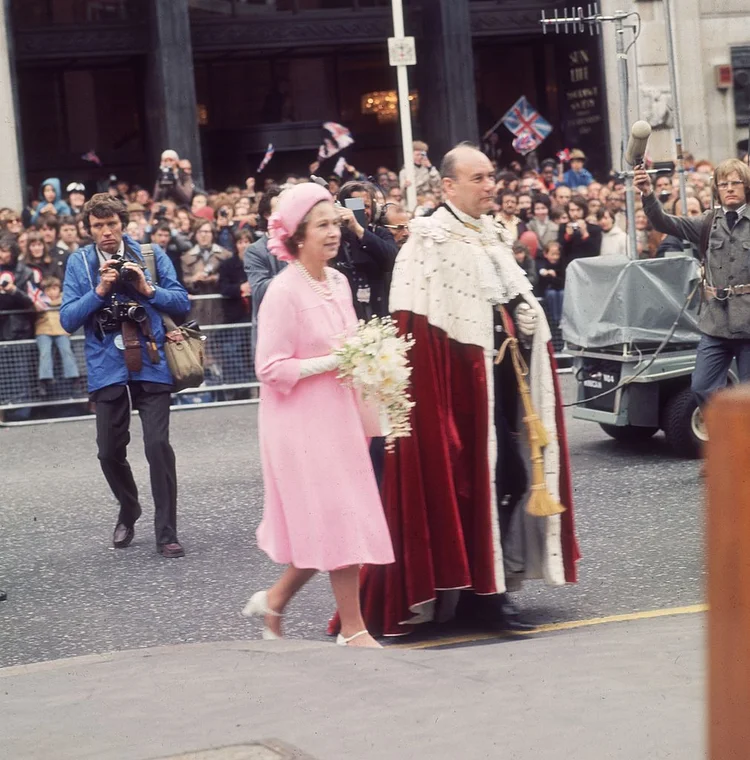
[{"x1": 61, "y1": 193, "x2": 190, "y2": 558}]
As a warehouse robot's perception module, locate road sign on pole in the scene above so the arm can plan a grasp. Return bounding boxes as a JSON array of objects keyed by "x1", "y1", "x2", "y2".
[{"x1": 390, "y1": 1, "x2": 417, "y2": 211}]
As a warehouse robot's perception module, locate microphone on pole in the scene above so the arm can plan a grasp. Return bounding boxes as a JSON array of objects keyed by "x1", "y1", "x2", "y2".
[{"x1": 625, "y1": 120, "x2": 652, "y2": 167}]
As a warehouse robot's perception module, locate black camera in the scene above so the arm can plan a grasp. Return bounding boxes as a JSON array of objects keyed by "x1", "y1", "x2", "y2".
[
  {"x1": 95, "y1": 300, "x2": 147, "y2": 338},
  {"x1": 153, "y1": 204, "x2": 169, "y2": 222},
  {"x1": 109, "y1": 252, "x2": 145, "y2": 285},
  {"x1": 158, "y1": 166, "x2": 176, "y2": 188}
]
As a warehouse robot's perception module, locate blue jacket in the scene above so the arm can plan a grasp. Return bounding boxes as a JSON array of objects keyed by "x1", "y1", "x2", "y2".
[
  {"x1": 561, "y1": 168, "x2": 594, "y2": 188},
  {"x1": 60, "y1": 236, "x2": 190, "y2": 392},
  {"x1": 32, "y1": 177, "x2": 72, "y2": 222}
]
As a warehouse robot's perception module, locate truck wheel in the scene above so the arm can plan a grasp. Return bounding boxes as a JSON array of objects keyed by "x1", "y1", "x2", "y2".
[
  {"x1": 662, "y1": 387, "x2": 704, "y2": 459},
  {"x1": 599, "y1": 423, "x2": 659, "y2": 442}
]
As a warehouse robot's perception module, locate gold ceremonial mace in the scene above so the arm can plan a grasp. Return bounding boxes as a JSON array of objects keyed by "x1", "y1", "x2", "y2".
[{"x1": 495, "y1": 308, "x2": 566, "y2": 518}]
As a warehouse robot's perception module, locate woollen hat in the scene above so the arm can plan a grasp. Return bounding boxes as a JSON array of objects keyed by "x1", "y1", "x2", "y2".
[{"x1": 267, "y1": 182, "x2": 333, "y2": 261}]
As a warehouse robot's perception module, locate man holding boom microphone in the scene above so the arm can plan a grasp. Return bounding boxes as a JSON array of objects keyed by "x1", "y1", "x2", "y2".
[{"x1": 634, "y1": 159, "x2": 750, "y2": 411}]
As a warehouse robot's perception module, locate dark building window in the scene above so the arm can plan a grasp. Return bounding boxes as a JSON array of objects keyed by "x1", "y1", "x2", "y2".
[
  {"x1": 11, "y1": 0, "x2": 148, "y2": 27},
  {"x1": 188, "y1": 0, "x2": 389, "y2": 17}
]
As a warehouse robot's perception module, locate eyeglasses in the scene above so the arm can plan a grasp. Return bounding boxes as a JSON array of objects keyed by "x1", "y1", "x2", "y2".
[
  {"x1": 717, "y1": 180, "x2": 744, "y2": 190},
  {"x1": 384, "y1": 224, "x2": 408, "y2": 231}
]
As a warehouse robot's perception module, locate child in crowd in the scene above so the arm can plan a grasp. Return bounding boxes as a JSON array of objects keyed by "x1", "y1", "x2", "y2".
[
  {"x1": 512, "y1": 241, "x2": 537, "y2": 289},
  {"x1": 35, "y1": 276, "x2": 80, "y2": 394},
  {"x1": 536, "y1": 240, "x2": 565, "y2": 325}
]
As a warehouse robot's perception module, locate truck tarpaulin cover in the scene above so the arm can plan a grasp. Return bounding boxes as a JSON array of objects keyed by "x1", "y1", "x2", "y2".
[{"x1": 561, "y1": 255, "x2": 701, "y2": 348}]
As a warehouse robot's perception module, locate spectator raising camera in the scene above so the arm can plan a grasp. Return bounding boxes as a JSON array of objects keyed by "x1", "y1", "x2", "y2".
[{"x1": 153, "y1": 149, "x2": 194, "y2": 206}]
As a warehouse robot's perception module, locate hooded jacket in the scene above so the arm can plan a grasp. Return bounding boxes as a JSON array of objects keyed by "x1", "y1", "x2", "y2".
[
  {"x1": 32, "y1": 178, "x2": 72, "y2": 223},
  {"x1": 60, "y1": 235, "x2": 190, "y2": 392}
]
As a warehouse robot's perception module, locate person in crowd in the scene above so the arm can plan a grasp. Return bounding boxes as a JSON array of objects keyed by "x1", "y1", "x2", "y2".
[
  {"x1": 387, "y1": 186, "x2": 404, "y2": 205},
  {"x1": 559, "y1": 195, "x2": 602, "y2": 262},
  {"x1": 242, "y1": 182, "x2": 394, "y2": 648},
  {"x1": 512, "y1": 240, "x2": 537, "y2": 288},
  {"x1": 327, "y1": 175, "x2": 342, "y2": 196},
  {"x1": 552, "y1": 183, "x2": 572, "y2": 208},
  {"x1": 0, "y1": 234, "x2": 39, "y2": 410},
  {"x1": 126, "y1": 203, "x2": 149, "y2": 243},
  {"x1": 149, "y1": 222, "x2": 191, "y2": 283},
  {"x1": 383, "y1": 204, "x2": 411, "y2": 249},
  {"x1": 586, "y1": 198, "x2": 602, "y2": 222},
  {"x1": 654, "y1": 173, "x2": 675, "y2": 205},
  {"x1": 348, "y1": 143, "x2": 579, "y2": 638},
  {"x1": 218, "y1": 228, "x2": 252, "y2": 325},
  {"x1": 561, "y1": 149, "x2": 594, "y2": 188},
  {"x1": 332, "y1": 181, "x2": 398, "y2": 321},
  {"x1": 66, "y1": 183, "x2": 87, "y2": 215},
  {"x1": 0, "y1": 235, "x2": 36, "y2": 342},
  {"x1": 657, "y1": 197, "x2": 704, "y2": 257},
  {"x1": 536, "y1": 239, "x2": 565, "y2": 325},
  {"x1": 551, "y1": 205, "x2": 570, "y2": 228},
  {"x1": 399, "y1": 140, "x2": 442, "y2": 202},
  {"x1": 635, "y1": 158, "x2": 750, "y2": 416},
  {"x1": 605, "y1": 188, "x2": 627, "y2": 231},
  {"x1": 17, "y1": 230, "x2": 28, "y2": 259},
  {"x1": 57, "y1": 215, "x2": 79, "y2": 257},
  {"x1": 76, "y1": 215, "x2": 93, "y2": 248},
  {"x1": 59, "y1": 193, "x2": 189, "y2": 557},
  {"x1": 518, "y1": 229, "x2": 540, "y2": 261},
  {"x1": 21, "y1": 231, "x2": 58, "y2": 282},
  {"x1": 244, "y1": 186, "x2": 285, "y2": 362},
  {"x1": 175, "y1": 207, "x2": 194, "y2": 237},
  {"x1": 3, "y1": 211, "x2": 24, "y2": 239},
  {"x1": 495, "y1": 190, "x2": 526, "y2": 243},
  {"x1": 32, "y1": 178, "x2": 72, "y2": 223},
  {"x1": 153, "y1": 149, "x2": 194, "y2": 206},
  {"x1": 191, "y1": 192, "x2": 209, "y2": 216},
  {"x1": 539, "y1": 158, "x2": 557, "y2": 192},
  {"x1": 635, "y1": 208, "x2": 662, "y2": 259},
  {"x1": 37, "y1": 215, "x2": 60, "y2": 255},
  {"x1": 233, "y1": 196, "x2": 257, "y2": 234},
  {"x1": 182, "y1": 220, "x2": 232, "y2": 327},
  {"x1": 517, "y1": 192, "x2": 533, "y2": 224},
  {"x1": 598, "y1": 208, "x2": 628, "y2": 257},
  {"x1": 34, "y1": 276, "x2": 80, "y2": 395},
  {"x1": 213, "y1": 195, "x2": 237, "y2": 254},
  {"x1": 527, "y1": 194, "x2": 559, "y2": 248}
]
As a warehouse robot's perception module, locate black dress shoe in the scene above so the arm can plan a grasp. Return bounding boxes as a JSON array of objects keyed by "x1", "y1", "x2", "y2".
[
  {"x1": 456, "y1": 592, "x2": 536, "y2": 633},
  {"x1": 113, "y1": 523, "x2": 135, "y2": 549},
  {"x1": 157, "y1": 542, "x2": 185, "y2": 558}
]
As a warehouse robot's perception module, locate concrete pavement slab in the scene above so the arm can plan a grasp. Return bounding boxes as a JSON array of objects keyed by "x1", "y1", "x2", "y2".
[{"x1": 1, "y1": 613, "x2": 704, "y2": 760}]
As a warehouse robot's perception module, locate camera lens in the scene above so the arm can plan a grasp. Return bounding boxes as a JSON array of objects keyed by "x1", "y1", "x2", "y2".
[{"x1": 127, "y1": 305, "x2": 147, "y2": 323}]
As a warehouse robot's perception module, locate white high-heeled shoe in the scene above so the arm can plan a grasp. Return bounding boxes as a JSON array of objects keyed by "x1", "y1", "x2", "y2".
[
  {"x1": 336, "y1": 630, "x2": 372, "y2": 647},
  {"x1": 242, "y1": 590, "x2": 282, "y2": 640}
]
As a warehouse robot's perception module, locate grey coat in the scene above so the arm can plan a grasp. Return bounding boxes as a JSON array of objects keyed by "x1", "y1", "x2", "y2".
[
  {"x1": 244, "y1": 234, "x2": 287, "y2": 363},
  {"x1": 642, "y1": 193, "x2": 750, "y2": 340}
]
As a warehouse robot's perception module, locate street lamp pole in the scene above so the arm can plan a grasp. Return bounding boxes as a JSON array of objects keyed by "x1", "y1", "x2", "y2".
[{"x1": 390, "y1": 0, "x2": 417, "y2": 210}]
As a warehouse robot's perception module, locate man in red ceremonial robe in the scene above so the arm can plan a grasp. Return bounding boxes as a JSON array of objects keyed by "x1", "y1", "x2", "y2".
[{"x1": 356, "y1": 144, "x2": 580, "y2": 637}]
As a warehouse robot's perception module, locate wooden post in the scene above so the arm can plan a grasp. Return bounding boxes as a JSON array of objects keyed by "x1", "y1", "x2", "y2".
[{"x1": 705, "y1": 386, "x2": 750, "y2": 759}]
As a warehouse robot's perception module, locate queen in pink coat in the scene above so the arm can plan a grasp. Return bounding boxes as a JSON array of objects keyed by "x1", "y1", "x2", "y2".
[{"x1": 242, "y1": 183, "x2": 394, "y2": 649}]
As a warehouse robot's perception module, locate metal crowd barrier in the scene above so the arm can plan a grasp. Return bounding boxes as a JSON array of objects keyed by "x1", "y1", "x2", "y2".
[{"x1": 0, "y1": 294, "x2": 258, "y2": 425}]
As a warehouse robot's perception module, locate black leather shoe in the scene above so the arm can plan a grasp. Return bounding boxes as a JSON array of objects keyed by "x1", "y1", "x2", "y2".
[
  {"x1": 112, "y1": 523, "x2": 135, "y2": 549},
  {"x1": 456, "y1": 592, "x2": 536, "y2": 633},
  {"x1": 157, "y1": 542, "x2": 185, "y2": 558}
]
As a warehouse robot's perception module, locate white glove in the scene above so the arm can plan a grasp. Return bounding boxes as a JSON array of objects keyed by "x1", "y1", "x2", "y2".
[
  {"x1": 515, "y1": 302, "x2": 538, "y2": 338},
  {"x1": 299, "y1": 354, "x2": 340, "y2": 379}
]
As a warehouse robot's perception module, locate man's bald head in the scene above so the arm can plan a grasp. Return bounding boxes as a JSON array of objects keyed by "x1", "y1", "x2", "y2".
[
  {"x1": 440, "y1": 143, "x2": 496, "y2": 218},
  {"x1": 440, "y1": 143, "x2": 487, "y2": 180}
]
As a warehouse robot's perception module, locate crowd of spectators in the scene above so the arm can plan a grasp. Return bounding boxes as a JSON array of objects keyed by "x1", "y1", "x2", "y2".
[{"x1": 0, "y1": 141, "x2": 727, "y2": 409}]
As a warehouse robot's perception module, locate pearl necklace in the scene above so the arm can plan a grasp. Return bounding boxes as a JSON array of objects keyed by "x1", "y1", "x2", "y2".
[{"x1": 294, "y1": 261, "x2": 334, "y2": 301}]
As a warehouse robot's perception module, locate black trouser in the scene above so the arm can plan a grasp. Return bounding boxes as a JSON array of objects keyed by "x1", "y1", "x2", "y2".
[{"x1": 94, "y1": 382, "x2": 178, "y2": 545}]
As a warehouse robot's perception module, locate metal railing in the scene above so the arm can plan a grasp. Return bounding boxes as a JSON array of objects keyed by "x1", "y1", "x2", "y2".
[{"x1": 0, "y1": 293, "x2": 257, "y2": 424}]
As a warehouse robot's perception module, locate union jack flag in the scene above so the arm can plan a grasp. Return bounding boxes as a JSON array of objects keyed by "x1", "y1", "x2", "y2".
[
  {"x1": 81, "y1": 150, "x2": 102, "y2": 167},
  {"x1": 257, "y1": 143, "x2": 275, "y2": 173},
  {"x1": 318, "y1": 121, "x2": 354, "y2": 161},
  {"x1": 512, "y1": 131, "x2": 542, "y2": 156},
  {"x1": 501, "y1": 96, "x2": 553, "y2": 144}
]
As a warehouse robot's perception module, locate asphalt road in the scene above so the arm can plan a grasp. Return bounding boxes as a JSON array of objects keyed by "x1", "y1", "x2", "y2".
[{"x1": 0, "y1": 376, "x2": 705, "y2": 668}]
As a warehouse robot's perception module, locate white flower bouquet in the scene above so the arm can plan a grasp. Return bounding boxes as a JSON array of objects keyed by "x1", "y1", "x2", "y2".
[{"x1": 335, "y1": 316, "x2": 416, "y2": 451}]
